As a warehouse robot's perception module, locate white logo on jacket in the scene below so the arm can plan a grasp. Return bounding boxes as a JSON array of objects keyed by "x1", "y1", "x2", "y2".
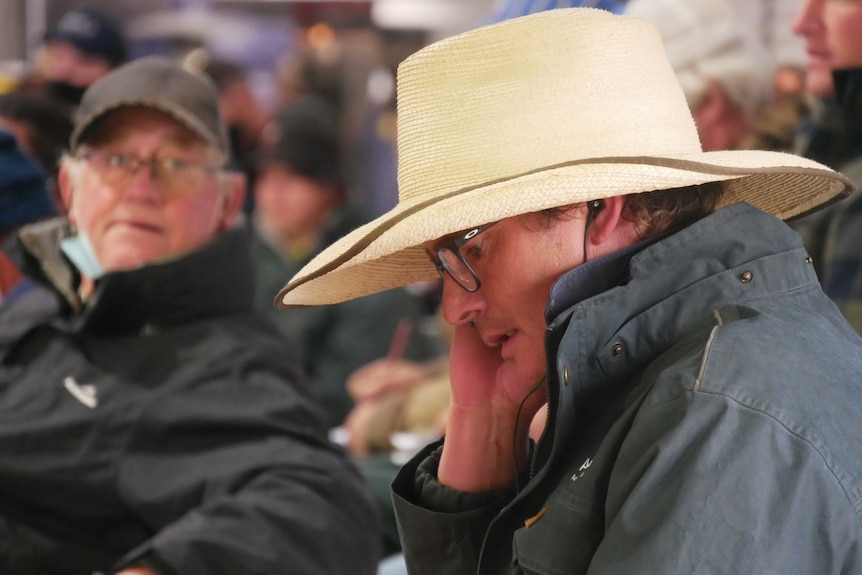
[
  {"x1": 571, "y1": 457, "x2": 593, "y2": 482},
  {"x1": 64, "y1": 376, "x2": 98, "y2": 409}
]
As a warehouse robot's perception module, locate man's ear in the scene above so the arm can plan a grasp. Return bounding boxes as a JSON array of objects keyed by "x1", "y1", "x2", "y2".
[
  {"x1": 586, "y1": 195, "x2": 641, "y2": 256},
  {"x1": 587, "y1": 195, "x2": 626, "y2": 245},
  {"x1": 58, "y1": 163, "x2": 76, "y2": 224},
  {"x1": 218, "y1": 172, "x2": 247, "y2": 229}
]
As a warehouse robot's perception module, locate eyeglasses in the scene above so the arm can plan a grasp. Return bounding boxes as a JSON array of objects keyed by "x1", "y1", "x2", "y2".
[
  {"x1": 432, "y1": 222, "x2": 498, "y2": 292},
  {"x1": 77, "y1": 148, "x2": 223, "y2": 195}
]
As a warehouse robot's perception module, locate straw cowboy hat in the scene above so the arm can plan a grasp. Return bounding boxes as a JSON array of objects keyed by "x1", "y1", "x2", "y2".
[{"x1": 276, "y1": 8, "x2": 853, "y2": 308}]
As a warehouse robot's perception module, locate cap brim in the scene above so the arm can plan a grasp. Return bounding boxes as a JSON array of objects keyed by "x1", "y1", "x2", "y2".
[{"x1": 71, "y1": 98, "x2": 223, "y2": 155}]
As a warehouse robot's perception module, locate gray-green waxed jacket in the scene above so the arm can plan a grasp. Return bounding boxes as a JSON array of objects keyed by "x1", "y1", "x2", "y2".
[{"x1": 393, "y1": 202, "x2": 862, "y2": 575}]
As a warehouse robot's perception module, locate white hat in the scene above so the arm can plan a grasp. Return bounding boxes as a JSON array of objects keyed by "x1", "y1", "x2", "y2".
[
  {"x1": 276, "y1": 8, "x2": 852, "y2": 308},
  {"x1": 625, "y1": 0, "x2": 772, "y2": 116}
]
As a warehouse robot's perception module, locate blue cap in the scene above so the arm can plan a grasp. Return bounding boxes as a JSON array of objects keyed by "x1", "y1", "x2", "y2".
[
  {"x1": 45, "y1": 7, "x2": 127, "y2": 66},
  {"x1": 0, "y1": 131, "x2": 57, "y2": 236}
]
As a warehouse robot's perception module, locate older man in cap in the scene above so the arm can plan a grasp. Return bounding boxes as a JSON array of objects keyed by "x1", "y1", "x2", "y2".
[
  {"x1": 0, "y1": 57, "x2": 381, "y2": 575},
  {"x1": 276, "y1": 8, "x2": 862, "y2": 575}
]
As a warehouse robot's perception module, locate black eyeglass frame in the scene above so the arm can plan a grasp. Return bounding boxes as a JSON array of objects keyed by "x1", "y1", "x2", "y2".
[{"x1": 432, "y1": 221, "x2": 498, "y2": 293}]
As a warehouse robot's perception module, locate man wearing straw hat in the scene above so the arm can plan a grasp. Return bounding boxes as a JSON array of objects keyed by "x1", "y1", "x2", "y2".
[{"x1": 276, "y1": 8, "x2": 862, "y2": 574}]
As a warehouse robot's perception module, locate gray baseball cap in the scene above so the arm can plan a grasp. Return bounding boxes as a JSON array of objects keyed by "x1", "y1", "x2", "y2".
[{"x1": 70, "y1": 56, "x2": 229, "y2": 157}]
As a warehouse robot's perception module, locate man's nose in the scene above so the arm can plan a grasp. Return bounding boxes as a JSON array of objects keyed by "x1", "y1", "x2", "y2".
[
  {"x1": 441, "y1": 277, "x2": 484, "y2": 326},
  {"x1": 123, "y1": 159, "x2": 162, "y2": 200},
  {"x1": 792, "y1": 0, "x2": 820, "y2": 37}
]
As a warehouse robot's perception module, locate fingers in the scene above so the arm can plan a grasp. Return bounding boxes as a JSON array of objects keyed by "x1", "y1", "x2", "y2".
[{"x1": 347, "y1": 358, "x2": 428, "y2": 401}]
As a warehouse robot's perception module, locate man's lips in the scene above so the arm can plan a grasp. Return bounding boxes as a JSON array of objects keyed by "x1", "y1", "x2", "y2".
[
  {"x1": 108, "y1": 219, "x2": 163, "y2": 234},
  {"x1": 481, "y1": 330, "x2": 516, "y2": 356},
  {"x1": 805, "y1": 45, "x2": 831, "y2": 65}
]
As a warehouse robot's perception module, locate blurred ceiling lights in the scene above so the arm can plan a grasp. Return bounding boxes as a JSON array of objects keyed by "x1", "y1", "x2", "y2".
[{"x1": 371, "y1": 0, "x2": 493, "y2": 30}]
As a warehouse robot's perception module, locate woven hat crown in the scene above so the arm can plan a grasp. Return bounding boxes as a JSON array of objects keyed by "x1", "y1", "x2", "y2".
[{"x1": 396, "y1": 9, "x2": 697, "y2": 204}]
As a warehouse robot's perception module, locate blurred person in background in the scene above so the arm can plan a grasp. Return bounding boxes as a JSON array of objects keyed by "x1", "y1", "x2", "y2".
[
  {"x1": 719, "y1": 0, "x2": 810, "y2": 153},
  {"x1": 0, "y1": 90, "x2": 74, "y2": 209},
  {"x1": 737, "y1": 64, "x2": 811, "y2": 153},
  {"x1": 343, "y1": 300, "x2": 451, "y2": 557},
  {"x1": 0, "y1": 57, "x2": 381, "y2": 575},
  {"x1": 792, "y1": 0, "x2": 862, "y2": 175},
  {"x1": 625, "y1": 0, "x2": 773, "y2": 152},
  {"x1": 24, "y1": 6, "x2": 128, "y2": 108},
  {"x1": 788, "y1": 0, "x2": 862, "y2": 334},
  {"x1": 279, "y1": 45, "x2": 345, "y2": 112},
  {"x1": 250, "y1": 94, "x2": 440, "y2": 430},
  {"x1": 197, "y1": 54, "x2": 272, "y2": 216},
  {"x1": 0, "y1": 130, "x2": 57, "y2": 303},
  {"x1": 727, "y1": 0, "x2": 808, "y2": 88},
  {"x1": 486, "y1": 0, "x2": 630, "y2": 19}
]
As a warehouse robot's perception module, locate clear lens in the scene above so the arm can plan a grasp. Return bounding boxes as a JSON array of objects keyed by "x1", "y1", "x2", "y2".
[
  {"x1": 438, "y1": 248, "x2": 479, "y2": 291},
  {"x1": 81, "y1": 150, "x2": 218, "y2": 195}
]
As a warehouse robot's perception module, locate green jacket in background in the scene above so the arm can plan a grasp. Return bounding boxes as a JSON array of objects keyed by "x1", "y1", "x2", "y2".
[{"x1": 250, "y1": 205, "x2": 442, "y2": 429}]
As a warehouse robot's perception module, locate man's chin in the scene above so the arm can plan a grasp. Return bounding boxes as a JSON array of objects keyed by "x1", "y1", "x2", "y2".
[{"x1": 805, "y1": 68, "x2": 835, "y2": 99}]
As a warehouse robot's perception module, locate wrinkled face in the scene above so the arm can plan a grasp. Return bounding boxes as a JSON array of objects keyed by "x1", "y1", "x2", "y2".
[
  {"x1": 61, "y1": 107, "x2": 236, "y2": 273},
  {"x1": 430, "y1": 213, "x2": 587, "y2": 392},
  {"x1": 37, "y1": 41, "x2": 112, "y2": 87},
  {"x1": 795, "y1": 0, "x2": 862, "y2": 97},
  {"x1": 254, "y1": 163, "x2": 338, "y2": 242}
]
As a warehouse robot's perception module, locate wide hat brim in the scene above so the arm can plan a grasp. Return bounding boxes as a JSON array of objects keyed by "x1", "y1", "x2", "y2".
[
  {"x1": 275, "y1": 9, "x2": 854, "y2": 308},
  {"x1": 277, "y1": 153, "x2": 852, "y2": 307}
]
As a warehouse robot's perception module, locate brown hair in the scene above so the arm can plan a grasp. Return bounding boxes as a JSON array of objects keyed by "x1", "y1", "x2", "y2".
[
  {"x1": 537, "y1": 181, "x2": 725, "y2": 237},
  {"x1": 623, "y1": 181, "x2": 725, "y2": 237}
]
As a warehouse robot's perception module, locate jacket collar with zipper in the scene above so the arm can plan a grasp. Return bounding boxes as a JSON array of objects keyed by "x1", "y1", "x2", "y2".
[
  {"x1": 536, "y1": 202, "x2": 817, "y2": 477},
  {"x1": 11, "y1": 217, "x2": 255, "y2": 335}
]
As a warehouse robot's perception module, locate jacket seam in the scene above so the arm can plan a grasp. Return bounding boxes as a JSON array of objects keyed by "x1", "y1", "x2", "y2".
[
  {"x1": 693, "y1": 309, "x2": 724, "y2": 391},
  {"x1": 694, "y1": 388, "x2": 862, "y2": 525}
]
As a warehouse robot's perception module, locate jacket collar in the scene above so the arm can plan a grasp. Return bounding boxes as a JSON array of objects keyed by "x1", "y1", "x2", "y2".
[
  {"x1": 833, "y1": 68, "x2": 862, "y2": 112},
  {"x1": 546, "y1": 231, "x2": 666, "y2": 321},
  {"x1": 16, "y1": 218, "x2": 255, "y2": 334},
  {"x1": 546, "y1": 202, "x2": 817, "y2": 418},
  {"x1": 535, "y1": 203, "x2": 818, "y2": 475}
]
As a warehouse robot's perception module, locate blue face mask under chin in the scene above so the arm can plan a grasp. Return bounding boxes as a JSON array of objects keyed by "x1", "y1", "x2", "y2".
[{"x1": 60, "y1": 232, "x2": 104, "y2": 280}]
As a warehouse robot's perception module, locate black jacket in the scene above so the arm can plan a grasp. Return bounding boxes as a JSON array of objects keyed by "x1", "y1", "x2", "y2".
[
  {"x1": 795, "y1": 68, "x2": 862, "y2": 176},
  {"x1": 0, "y1": 220, "x2": 382, "y2": 575},
  {"x1": 790, "y1": 68, "x2": 862, "y2": 333}
]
